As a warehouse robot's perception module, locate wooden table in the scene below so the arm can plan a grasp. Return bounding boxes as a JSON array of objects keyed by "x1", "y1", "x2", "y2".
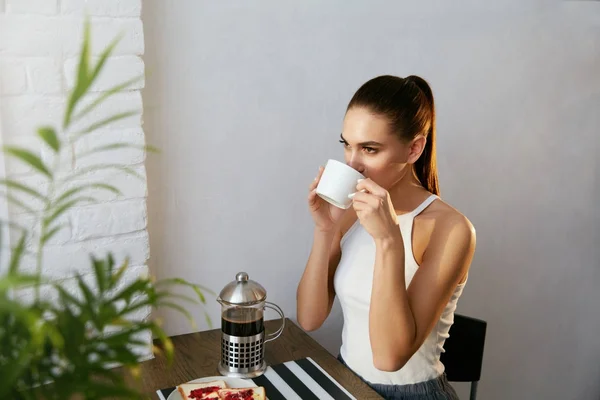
[{"x1": 133, "y1": 318, "x2": 382, "y2": 399}]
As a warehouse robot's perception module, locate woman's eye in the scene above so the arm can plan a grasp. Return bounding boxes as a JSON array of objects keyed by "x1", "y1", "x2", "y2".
[
  {"x1": 364, "y1": 147, "x2": 377, "y2": 154},
  {"x1": 339, "y1": 140, "x2": 349, "y2": 148}
]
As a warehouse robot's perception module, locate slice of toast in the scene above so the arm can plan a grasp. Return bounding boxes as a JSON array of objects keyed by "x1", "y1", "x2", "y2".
[
  {"x1": 217, "y1": 387, "x2": 266, "y2": 400},
  {"x1": 177, "y1": 380, "x2": 228, "y2": 400}
]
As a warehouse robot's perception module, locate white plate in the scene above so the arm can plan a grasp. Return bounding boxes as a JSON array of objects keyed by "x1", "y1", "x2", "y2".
[{"x1": 167, "y1": 376, "x2": 258, "y2": 400}]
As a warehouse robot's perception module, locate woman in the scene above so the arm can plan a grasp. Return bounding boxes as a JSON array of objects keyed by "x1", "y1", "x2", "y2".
[{"x1": 296, "y1": 75, "x2": 476, "y2": 400}]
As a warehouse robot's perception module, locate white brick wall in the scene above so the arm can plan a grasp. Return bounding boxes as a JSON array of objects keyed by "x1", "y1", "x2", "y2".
[
  {"x1": 6, "y1": 0, "x2": 58, "y2": 15},
  {"x1": 61, "y1": 0, "x2": 142, "y2": 18},
  {"x1": 0, "y1": 14, "x2": 144, "y2": 57},
  {"x1": 0, "y1": 0, "x2": 152, "y2": 355}
]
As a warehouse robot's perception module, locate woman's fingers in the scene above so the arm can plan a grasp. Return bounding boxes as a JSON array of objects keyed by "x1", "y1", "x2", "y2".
[
  {"x1": 351, "y1": 191, "x2": 382, "y2": 208},
  {"x1": 308, "y1": 187, "x2": 318, "y2": 204},
  {"x1": 355, "y1": 178, "x2": 387, "y2": 198},
  {"x1": 317, "y1": 165, "x2": 324, "y2": 177},
  {"x1": 309, "y1": 165, "x2": 325, "y2": 191}
]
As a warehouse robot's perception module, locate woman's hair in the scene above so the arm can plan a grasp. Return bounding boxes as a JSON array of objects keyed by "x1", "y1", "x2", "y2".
[{"x1": 346, "y1": 75, "x2": 439, "y2": 195}]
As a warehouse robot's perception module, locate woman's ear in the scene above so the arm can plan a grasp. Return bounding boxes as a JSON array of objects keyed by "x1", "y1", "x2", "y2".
[{"x1": 407, "y1": 135, "x2": 427, "y2": 164}]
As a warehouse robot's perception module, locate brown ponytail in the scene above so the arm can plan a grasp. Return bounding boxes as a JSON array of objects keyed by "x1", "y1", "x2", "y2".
[
  {"x1": 405, "y1": 75, "x2": 439, "y2": 195},
  {"x1": 347, "y1": 74, "x2": 440, "y2": 195}
]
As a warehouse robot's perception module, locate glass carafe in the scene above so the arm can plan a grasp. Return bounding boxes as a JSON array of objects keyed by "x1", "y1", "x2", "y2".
[{"x1": 216, "y1": 272, "x2": 285, "y2": 378}]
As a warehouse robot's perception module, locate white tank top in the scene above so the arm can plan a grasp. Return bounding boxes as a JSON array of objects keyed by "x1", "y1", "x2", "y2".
[{"x1": 333, "y1": 194, "x2": 467, "y2": 385}]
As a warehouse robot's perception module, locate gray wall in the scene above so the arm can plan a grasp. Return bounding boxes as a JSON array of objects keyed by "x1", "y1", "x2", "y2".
[{"x1": 142, "y1": 2, "x2": 600, "y2": 399}]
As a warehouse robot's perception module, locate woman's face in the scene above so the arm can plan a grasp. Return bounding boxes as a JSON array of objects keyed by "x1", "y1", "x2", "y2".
[{"x1": 340, "y1": 107, "x2": 423, "y2": 190}]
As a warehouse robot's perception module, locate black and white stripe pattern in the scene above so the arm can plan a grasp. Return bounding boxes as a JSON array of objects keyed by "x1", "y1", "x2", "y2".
[{"x1": 157, "y1": 357, "x2": 356, "y2": 400}]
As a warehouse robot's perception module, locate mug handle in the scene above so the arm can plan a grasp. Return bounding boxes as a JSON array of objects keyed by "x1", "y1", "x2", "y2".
[{"x1": 264, "y1": 302, "x2": 285, "y2": 343}]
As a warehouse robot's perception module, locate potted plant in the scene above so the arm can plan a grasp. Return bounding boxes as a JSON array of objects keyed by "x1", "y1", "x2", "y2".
[{"x1": 0, "y1": 20, "x2": 210, "y2": 399}]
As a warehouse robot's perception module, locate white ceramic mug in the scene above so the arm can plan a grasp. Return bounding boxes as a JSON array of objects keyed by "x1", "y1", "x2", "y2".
[{"x1": 316, "y1": 159, "x2": 365, "y2": 209}]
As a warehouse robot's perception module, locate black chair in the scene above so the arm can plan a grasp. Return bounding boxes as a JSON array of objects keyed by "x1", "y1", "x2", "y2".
[{"x1": 440, "y1": 313, "x2": 487, "y2": 400}]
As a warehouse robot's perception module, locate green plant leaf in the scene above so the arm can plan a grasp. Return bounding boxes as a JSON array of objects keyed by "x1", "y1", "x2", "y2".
[
  {"x1": 77, "y1": 142, "x2": 159, "y2": 160},
  {"x1": 150, "y1": 325, "x2": 174, "y2": 364},
  {"x1": 54, "y1": 183, "x2": 119, "y2": 206},
  {"x1": 76, "y1": 111, "x2": 139, "y2": 137},
  {"x1": 1, "y1": 191, "x2": 37, "y2": 214},
  {"x1": 157, "y1": 277, "x2": 215, "y2": 296},
  {"x1": 88, "y1": 32, "x2": 123, "y2": 89},
  {"x1": 116, "y1": 299, "x2": 152, "y2": 318},
  {"x1": 55, "y1": 285, "x2": 83, "y2": 309},
  {"x1": 44, "y1": 196, "x2": 95, "y2": 228},
  {"x1": 111, "y1": 257, "x2": 129, "y2": 286},
  {"x1": 155, "y1": 291, "x2": 198, "y2": 305},
  {"x1": 66, "y1": 163, "x2": 144, "y2": 182},
  {"x1": 157, "y1": 277, "x2": 214, "y2": 302},
  {"x1": 92, "y1": 256, "x2": 107, "y2": 294},
  {"x1": 3, "y1": 146, "x2": 52, "y2": 178},
  {"x1": 72, "y1": 75, "x2": 142, "y2": 123},
  {"x1": 0, "y1": 273, "x2": 40, "y2": 291},
  {"x1": 64, "y1": 19, "x2": 91, "y2": 129},
  {"x1": 41, "y1": 225, "x2": 64, "y2": 245},
  {"x1": 101, "y1": 322, "x2": 154, "y2": 346},
  {"x1": 100, "y1": 344, "x2": 140, "y2": 365},
  {"x1": 9, "y1": 233, "x2": 26, "y2": 274},
  {"x1": 76, "y1": 274, "x2": 98, "y2": 327},
  {"x1": 0, "y1": 179, "x2": 46, "y2": 200},
  {"x1": 109, "y1": 280, "x2": 150, "y2": 304},
  {"x1": 105, "y1": 253, "x2": 116, "y2": 284},
  {"x1": 117, "y1": 289, "x2": 188, "y2": 319},
  {"x1": 158, "y1": 302, "x2": 195, "y2": 327},
  {"x1": 37, "y1": 126, "x2": 61, "y2": 153},
  {"x1": 97, "y1": 302, "x2": 119, "y2": 329},
  {"x1": 38, "y1": 318, "x2": 64, "y2": 350},
  {"x1": 118, "y1": 338, "x2": 147, "y2": 347},
  {"x1": 107, "y1": 317, "x2": 135, "y2": 327},
  {"x1": 0, "y1": 341, "x2": 36, "y2": 395}
]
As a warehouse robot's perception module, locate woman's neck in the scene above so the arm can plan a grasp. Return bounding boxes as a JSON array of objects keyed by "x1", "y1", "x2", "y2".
[{"x1": 388, "y1": 168, "x2": 432, "y2": 215}]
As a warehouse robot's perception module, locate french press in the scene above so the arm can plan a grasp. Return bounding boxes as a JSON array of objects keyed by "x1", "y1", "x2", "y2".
[{"x1": 217, "y1": 272, "x2": 285, "y2": 378}]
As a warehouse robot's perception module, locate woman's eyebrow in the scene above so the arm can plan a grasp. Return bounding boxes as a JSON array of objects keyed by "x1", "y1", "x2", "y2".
[{"x1": 340, "y1": 133, "x2": 383, "y2": 147}]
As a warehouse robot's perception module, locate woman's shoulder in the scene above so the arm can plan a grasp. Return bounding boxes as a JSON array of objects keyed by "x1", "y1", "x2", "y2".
[{"x1": 426, "y1": 196, "x2": 476, "y2": 240}]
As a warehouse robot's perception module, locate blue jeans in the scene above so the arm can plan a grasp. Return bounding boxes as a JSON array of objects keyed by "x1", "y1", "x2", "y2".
[{"x1": 337, "y1": 354, "x2": 459, "y2": 400}]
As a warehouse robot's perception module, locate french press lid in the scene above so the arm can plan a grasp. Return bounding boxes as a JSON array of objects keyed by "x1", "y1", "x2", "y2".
[{"x1": 217, "y1": 272, "x2": 267, "y2": 306}]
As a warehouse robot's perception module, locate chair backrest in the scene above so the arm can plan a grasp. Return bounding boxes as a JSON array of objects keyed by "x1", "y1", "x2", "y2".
[{"x1": 440, "y1": 313, "x2": 487, "y2": 382}]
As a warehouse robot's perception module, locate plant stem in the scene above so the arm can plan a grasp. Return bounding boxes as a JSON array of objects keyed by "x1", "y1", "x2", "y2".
[
  {"x1": 34, "y1": 237, "x2": 43, "y2": 300},
  {"x1": 35, "y1": 148, "x2": 61, "y2": 301}
]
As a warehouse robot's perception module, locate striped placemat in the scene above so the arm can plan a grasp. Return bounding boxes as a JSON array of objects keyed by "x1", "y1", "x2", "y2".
[{"x1": 157, "y1": 357, "x2": 357, "y2": 400}]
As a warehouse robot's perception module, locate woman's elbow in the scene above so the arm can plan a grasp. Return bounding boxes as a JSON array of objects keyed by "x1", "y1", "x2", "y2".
[
  {"x1": 373, "y1": 353, "x2": 409, "y2": 372},
  {"x1": 297, "y1": 316, "x2": 322, "y2": 332},
  {"x1": 296, "y1": 308, "x2": 325, "y2": 332}
]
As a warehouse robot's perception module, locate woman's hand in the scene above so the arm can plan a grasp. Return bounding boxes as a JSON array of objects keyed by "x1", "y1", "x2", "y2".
[
  {"x1": 308, "y1": 166, "x2": 347, "y2": 232},
  {"x1": 350, "y1": 178, "x2": 399, "y2": 241}
]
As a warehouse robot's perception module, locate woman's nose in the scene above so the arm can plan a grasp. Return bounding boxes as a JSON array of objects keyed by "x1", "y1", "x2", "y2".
[{"x1": 347, "y1": 159, "x2": 365, "y2": 173}]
